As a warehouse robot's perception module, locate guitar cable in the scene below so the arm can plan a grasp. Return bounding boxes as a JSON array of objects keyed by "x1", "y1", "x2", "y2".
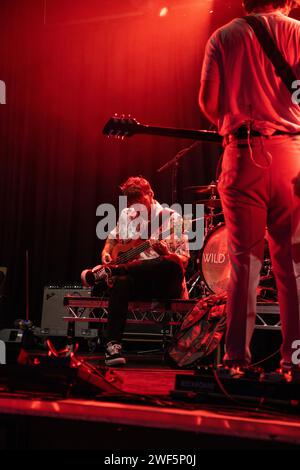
[{"x1": 246, "y1": 121, "x2": 273, "y2": 170}]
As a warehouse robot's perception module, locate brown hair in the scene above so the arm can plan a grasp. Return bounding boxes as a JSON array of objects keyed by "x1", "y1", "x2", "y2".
[
  {"x1": 243, "y1": 0, "x2": 294, "y2": 13},
  {"x1": 120, "y1": 176, "x2": 154, "y2": 202}
]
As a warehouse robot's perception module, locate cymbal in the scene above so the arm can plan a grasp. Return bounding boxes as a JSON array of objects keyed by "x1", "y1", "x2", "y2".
[
  {"x1": 185, "y1": 184, "x2": 219, "y2": 195},
  {"x1": 195, "y1": 198, "x2": 222, "y2": 209}
]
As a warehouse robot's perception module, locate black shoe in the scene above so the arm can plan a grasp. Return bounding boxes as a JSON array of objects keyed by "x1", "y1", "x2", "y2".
[
  {"x1": 217, "y1": 364, "x2": 245, "y2": 379},
  {"x1": 278, "y1": 361, "x2": 300, "y2": 382},
  {"x1": 217, "y1": 364, "x2": 263, "y2": 380},
  {"x1": 105, "y1": 342, "x2": 126, "y2": 366}
]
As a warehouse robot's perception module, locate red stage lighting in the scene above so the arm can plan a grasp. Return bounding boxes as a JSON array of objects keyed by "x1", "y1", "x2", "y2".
[{"x1": 159, "y1": 6, "x2": 169, "y2": 17}]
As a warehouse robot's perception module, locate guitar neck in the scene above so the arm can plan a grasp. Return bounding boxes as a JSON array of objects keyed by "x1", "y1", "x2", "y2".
[
  {"x1": 137, "y1": 124, "x2": 222, "y2": 143},
  {"x1": 116, "y1": 240, "x2": 151, "y2": 264},
  {"x1": 115, "y1": 225, "x2": 180, "y2": 264}
]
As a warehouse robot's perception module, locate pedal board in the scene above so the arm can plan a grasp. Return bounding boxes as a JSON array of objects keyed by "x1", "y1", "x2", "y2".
[{"x1": 171, "y1": 367, "x2": 300, "y2": 410}]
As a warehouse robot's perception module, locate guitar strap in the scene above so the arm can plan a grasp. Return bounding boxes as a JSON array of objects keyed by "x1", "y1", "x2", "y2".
[{"x1": 243, "y1": 15, "x2": 299, "y2": 103}]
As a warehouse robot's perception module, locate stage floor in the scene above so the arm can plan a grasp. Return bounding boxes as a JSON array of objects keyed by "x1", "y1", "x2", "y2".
[{"x1": 1, "y1": 354, "x2": 300, "y2": 449}]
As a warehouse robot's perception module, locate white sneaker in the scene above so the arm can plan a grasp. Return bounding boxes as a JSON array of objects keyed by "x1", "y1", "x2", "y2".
[
  {"x1": 105, "y1": 342, "x2": 126, "y2": 366},
  {"x1": 81, "y1": 266, "x2": 111, "y2": 286}
]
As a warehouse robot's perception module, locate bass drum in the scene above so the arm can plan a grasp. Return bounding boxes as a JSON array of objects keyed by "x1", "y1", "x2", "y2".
[
  {"x1": 199, "y1": 224, "x2": 272, "y2": 295},
  {"x1": 200, "y1": 224, "x2": 230, "y2": 295}
]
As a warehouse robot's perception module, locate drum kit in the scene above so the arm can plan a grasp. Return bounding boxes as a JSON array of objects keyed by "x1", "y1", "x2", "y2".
[{"x1": 185, "y1": 182, "x2": 277, "y2": 300}]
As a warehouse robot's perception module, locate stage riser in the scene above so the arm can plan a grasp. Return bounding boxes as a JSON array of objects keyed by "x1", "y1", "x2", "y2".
[{"x1": 42, "y1": 287, "x2": 179, "y2": 341}]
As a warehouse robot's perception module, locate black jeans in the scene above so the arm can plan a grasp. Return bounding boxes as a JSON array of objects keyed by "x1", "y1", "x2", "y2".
[{"x1": 93, "y1": 255, "x2": 184, "y2": 344}]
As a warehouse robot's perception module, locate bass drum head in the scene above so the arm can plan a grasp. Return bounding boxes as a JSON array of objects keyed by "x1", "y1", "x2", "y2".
[{"x1": 200, "y1": 224, "x2": 231, "y2": 295}]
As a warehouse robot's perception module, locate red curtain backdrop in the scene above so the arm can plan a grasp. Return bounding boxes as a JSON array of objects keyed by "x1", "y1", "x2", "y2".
[{"x1": 0, "y1": 0, "x2": 261, "y2": 324}]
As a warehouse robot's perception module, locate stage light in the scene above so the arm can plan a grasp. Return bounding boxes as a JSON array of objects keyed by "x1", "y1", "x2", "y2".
[{"x1": 159, "y1": 6, "x2": 169, "y2": 17}]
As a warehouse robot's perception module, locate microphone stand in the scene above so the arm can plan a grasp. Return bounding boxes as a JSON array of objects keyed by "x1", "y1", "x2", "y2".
[{"x1": 157, "y1": 142, "x2": 200, "y2": 204}]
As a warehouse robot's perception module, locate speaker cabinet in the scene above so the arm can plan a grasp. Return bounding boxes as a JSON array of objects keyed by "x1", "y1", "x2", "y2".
[{"x1": 41, "y1": 286, "x2": 91, "y2": 337}]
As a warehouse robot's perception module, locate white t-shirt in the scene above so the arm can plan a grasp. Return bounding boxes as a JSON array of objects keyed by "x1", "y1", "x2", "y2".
[
  {"x1": 109, "y1": 201, "x2": 189, "y2": 261},
  {"x1": 201, "y1": 11, "x2": 300, "y2": 136}
]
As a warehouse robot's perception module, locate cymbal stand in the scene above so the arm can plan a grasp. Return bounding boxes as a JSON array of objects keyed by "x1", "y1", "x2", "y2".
[
  {"x1": 187, "y1": 270, "x2": 211, "y2": 298},
  {"x1": 204, "y1": 208, "x2": 217, "y2": 236},
  {"x1": 190, "y1": 183, "x2": 219, "y2": 297}
]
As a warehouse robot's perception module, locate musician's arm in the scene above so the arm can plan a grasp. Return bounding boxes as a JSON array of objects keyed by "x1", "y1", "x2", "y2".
[
  {"x1": 173, "y1": 236, "x2": 190, "y2": 270},
  {"x1": 168, "y1": 214, "x2": 190, "y2": 269},
  {"x1": 101, "y1": 207, "x2": 130, "y2": 263},
  {"x1": 199, "y1": 33, "x2": 221, "y2": 126},
  {"x1": 101, "y1": 237, "x2": 118, "y2": 264},
  {"x1": 199, "y1": 80, "x2": 219, "y2": 126}
]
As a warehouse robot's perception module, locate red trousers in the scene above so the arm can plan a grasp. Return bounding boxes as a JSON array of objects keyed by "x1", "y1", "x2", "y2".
[{"x1": 218, "y1": 135, "x2": 300, "y2": 366}]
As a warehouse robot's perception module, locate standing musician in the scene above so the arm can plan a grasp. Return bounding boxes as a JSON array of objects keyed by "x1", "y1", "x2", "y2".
[
  {"x1": 199, "y1": 0, "x2": 300, "y2": 372},
  {"x1": 86, "y1": 177, "x2": 190, "y2": 366}
]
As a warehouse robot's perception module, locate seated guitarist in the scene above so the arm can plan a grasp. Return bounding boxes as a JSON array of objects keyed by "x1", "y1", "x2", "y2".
[{"x1": 90, "y1": 176, "x2": 190, "y2": 366}]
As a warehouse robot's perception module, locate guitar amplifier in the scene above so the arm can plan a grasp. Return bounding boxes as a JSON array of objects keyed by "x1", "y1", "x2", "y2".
[{"x1": 41, "y1": 286, "x2": 92, "y2": 337}]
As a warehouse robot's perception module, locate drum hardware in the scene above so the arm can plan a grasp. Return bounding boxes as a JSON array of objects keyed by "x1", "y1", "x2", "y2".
[
  {"x1": 184, "y1": 182, "x2": 219, "y2": 196},
  {"x1": 186, "y1": 180, "x2": 222, "y2": 235},
  {"x1": 203, "y1": 210, "x2": 221, "y2": 238},
  {"x1": 187, "y1": 183, "x2": 224, "y2": 298},
  {"x1": 186, "y1": 182, "x2": 221, "y2": 210},
  {"x1": 257, "y1": 259, "x2": 277, "y2": 301},
  {"x1": 195, "y1": 199, "x2": 222, "y2": 209},
  {"x1": 186, "y1": 272, "x2": 210, "y2": 298},
  {"x1": 186, "y1": 181, "x2": 221, "y2": 209},
  {"x1": 190, "y1": 212, "x2": 222, "y2": 236},
  {"x1": 205, "y1": 198, "x2": 223, "y2": 236}
]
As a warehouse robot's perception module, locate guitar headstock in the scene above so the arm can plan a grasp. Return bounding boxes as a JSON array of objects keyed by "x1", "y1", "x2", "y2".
[{"x1": 103, "y1": 115, "x2": 141, "y2": 139}]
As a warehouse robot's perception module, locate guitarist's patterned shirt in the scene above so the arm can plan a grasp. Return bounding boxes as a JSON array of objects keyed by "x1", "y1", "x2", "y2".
[{"x1": 108, "y1": 201, "x2": 190, "y2": 262}]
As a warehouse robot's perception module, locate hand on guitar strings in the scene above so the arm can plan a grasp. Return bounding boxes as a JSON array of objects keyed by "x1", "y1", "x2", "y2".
[{"x1": 102, "y1": 250, "x2": 113, "y2": 265}]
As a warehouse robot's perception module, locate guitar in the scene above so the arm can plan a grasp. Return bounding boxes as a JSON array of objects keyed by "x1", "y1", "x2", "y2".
[
  {"x1": 103, "y1": 115, "x2": 222, "y2": 143},
  {"x1": 81, "y1": 221, "x2": 188, "y2": 287}
]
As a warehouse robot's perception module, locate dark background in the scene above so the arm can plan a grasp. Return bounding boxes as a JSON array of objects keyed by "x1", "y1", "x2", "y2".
[{"x1": 0, "y1": 0, "x2": 299, "y2": 326}]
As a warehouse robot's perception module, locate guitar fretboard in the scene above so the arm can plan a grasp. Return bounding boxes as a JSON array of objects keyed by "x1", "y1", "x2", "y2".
[{"x1": 116, "y1": 240, "x2": 151, "y2": 264}]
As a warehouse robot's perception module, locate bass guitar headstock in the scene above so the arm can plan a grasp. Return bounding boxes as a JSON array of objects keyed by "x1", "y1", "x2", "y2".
[{"x1": 103, "y1": 114, "x2": 141, "y2": 139}]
